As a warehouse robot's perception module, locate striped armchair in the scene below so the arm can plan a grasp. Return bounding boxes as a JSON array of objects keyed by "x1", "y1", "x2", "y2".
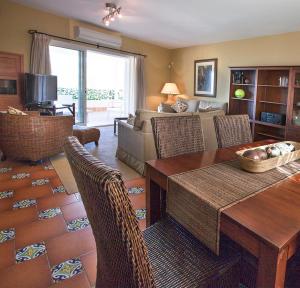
[{"x1": 0, "y1": 112, "x2": 73, "y2": 162}]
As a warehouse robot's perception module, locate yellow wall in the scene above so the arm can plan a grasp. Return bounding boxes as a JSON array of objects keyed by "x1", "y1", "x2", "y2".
[
  {"x1": 171, "y1": 32, "x2": 300, "y2": 103},
  {"x1": 0, "y1": 0, "x2": 171, "y2": 109}
]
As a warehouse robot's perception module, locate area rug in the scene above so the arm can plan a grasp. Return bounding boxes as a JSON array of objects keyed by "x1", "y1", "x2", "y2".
[{"x1": 50, "y1": 126, "x2": 141, "y2": 195}]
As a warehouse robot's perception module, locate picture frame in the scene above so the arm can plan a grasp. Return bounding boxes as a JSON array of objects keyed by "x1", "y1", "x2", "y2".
[{"x1": 194, "y1": 58, "x2": 217, "y2": 97}]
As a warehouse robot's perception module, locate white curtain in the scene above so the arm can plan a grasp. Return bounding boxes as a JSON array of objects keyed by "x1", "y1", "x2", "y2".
[
  {"x1": 30, "y1": 33, "x2": 51, "y2": 75},
  {"x1": 133, "y1": 55, "x2": 146, "y2": 110}
]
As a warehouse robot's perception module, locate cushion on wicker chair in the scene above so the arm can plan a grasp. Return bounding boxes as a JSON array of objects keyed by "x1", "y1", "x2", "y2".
[
  {"x1": 151, "y1": 115, "x2": 205, "y2": 159},
  {"x1": 213, "y1": 115, "x2": 253, "y2": 148},
  {"x1": 144, "y1": 216, "x2": 241, "y2": 288}
]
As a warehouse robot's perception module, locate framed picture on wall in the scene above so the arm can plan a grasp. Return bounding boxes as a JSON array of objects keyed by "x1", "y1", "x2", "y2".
[{"x1": 194, "y1": 58, "x2": 217, "y2": 97}]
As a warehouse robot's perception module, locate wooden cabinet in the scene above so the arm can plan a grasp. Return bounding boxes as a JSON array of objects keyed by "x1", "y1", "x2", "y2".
[
  {"x1": 0, "y1": 52, "x2": 24, "y2": 110},
  {"x1": 229, "y1": 66, "x2": 300, "y2": 142}
]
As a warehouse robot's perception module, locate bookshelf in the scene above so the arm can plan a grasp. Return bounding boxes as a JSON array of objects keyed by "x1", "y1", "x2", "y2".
[{"x1": 229, "y1": 66, "x2": 300, "y2": 141}]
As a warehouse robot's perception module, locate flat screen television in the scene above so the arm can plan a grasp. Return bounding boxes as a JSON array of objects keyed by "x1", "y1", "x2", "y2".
[{"x1": 24, "y1": 73, "x2": 57, "y2": 104}]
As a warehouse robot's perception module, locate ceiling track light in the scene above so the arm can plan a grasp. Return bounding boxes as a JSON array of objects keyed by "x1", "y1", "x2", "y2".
[{"x1": 102, "y1": 3, "x2": 122, "y2": 27}]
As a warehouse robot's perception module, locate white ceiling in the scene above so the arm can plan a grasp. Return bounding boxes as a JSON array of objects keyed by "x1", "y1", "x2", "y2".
[{"x1": 12, "y1": 0, "x2": 300, "y2": 49}]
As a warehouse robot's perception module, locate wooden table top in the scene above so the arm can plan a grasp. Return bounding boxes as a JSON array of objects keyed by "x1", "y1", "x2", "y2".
[{"x1": 146, "y1": 140, "x2": 300, "y2": 250}]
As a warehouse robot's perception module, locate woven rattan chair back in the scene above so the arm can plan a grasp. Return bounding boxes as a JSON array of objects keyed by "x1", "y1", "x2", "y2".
[
  {"x1": 64, "y1": 137, "x2": 155, "y2": 288},
  {"x1": 0, "y1": 112, "x2": 73, "y2": 161},
  {"x1": 151, "y1": 115, "x2": 205, "y2": 159},
  {"x1": 213, "y1": 114, "x2": 253, "y2": 148}
]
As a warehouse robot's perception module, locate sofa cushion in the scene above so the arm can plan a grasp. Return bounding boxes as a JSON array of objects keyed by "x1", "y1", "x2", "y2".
[
  {"x1": 198, "y1": 100, "x2": 228, "y2": 113},
  {"x1": 159, "y1": 103, "x2": 175, "y2": 113},
  {"x1": 7, "y1": 106, "x2": 27, "y2": 115},
  {"x1": 171, "y1": 100, "x2": 188, "y2": 113},
  {"x1": 127, "y1": 114, "x2": 135, "y2": 126},
  {"x1": 178, "y1": 98, "x2": 200, "y2": 112}
]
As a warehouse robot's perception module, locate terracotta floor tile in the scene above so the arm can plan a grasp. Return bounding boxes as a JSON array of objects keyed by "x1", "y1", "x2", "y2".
[
  {"x1": 0, "y1": 206, "x2": 38, "y2": 230},
  {"x1": 0, "y1": 255, "x2": 52, "y2": 288},
  {"x1": 46, "y1": 227, "x2": 96, "y2": 266},
  {"x1": 0, "y1": 173, "x2": 13, "y2": 182},
  {"x1": 0, "y1": 178, "x2": 32, "y2": 191},
  {"x1": 0, "y1": 198, "x2": 14, "y2": 212},
  {"x1": 81, "y1": 250, "x2": 97, "y2": 286},
  {"x1": 37, "y1": 193, "x2": 78, "y2": 211},
  {"x1": 15, "y1": 215, "x2": 67, "y2": 249},
  {"x1": 31, "y1": 169, "x2": 57, "y2": 180},
  {"x1": 14, "y1": 185, "x2": 53, "y2": 201},
  {"x1": 138, "y1": 219, "x2": 146, "y2": 231},
  {"x1": 129, "y1": 193, "x2": 146, "y2": 209},
  {"x1": 61, "y1": 202, "x2": 87, "y2": 222},
  {"x1": 0, "y1": 240, "x2": 15, "y2": 270},
  {"x1": 124, "y1": 177, "x2": 145, "y2": 189},
  {"x1": 12, "y1": 165, "x2": 45, "y2": 174},
  {"x1": 50, "y1": 176, "x2": 64, "y2": 188},
  {"x1": 48, "y1": 273, "x2": 90, "y2": 288}
]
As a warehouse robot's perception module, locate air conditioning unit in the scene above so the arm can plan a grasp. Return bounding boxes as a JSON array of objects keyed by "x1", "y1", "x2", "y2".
[{"x1": 74, "y1": 26, "x2": 122, "y2": 49}]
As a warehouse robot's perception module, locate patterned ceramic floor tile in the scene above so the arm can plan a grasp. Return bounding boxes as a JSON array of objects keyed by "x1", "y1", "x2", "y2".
[
  {"x1": 0, "y1": 190, "x2": 14, "y2": 199},
  {"x1": 13, "y1": 199, "x2": 37, "y2": 209},
  {"x1": 51, "y1": 258, "x2": 83, "y2": 282},
  {"x1": 32, "y1": 178, "x2": 50, "y2": 187},
  {"x1": 135, "y1": 208, "x2": 146, "y2": 220},
  {"x1": 67, "y1": 217, "x2": 90, "y2": 232},
  {"x1": 128, "y1": 186, "x2": 144, "y2": 195},
  {"x1": 38, "y1": 208, "x2": 62, "y2": 220},
  {"x1": 0, "y1": 167, "x2": 12, "y2": 174},
  {"x1": 12, "y1": 173, "x2": 30, "y2": 180},
  {"x1": 0, "y1": 228, "x2": 15, "y2": 243},
  {"x1": 52, "y1": 185, "x2": 66, "y2": 193},
  {"x1": 43, "y1": 165, "x2": 54, "y2": 170},
  {"x1": 74, "y1": 193, "x2": 82, "y2": 201},
  {"x1": 16, "y1": 242, "x2": 46, "y2": 263}
]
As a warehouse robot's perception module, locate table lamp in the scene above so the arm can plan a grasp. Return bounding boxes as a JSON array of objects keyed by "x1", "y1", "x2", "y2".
[{"x1": 161, "y1": 83, "x2": 180, "y2": 104}]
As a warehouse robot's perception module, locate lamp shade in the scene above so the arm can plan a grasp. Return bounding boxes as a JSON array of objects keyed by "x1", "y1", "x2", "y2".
[{"x1": 161, "y1": 83, "x2": 180, "y2": 95}]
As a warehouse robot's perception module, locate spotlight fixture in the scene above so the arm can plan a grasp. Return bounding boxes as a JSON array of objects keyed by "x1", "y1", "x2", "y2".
[{"x1": 102, "y1": 3, "x2": 122, "y2": 26}]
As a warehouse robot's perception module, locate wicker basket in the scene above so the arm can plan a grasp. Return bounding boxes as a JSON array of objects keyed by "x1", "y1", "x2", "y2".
[{"x1": 236, "y1": 141, "x2": 300, "y2": 173}]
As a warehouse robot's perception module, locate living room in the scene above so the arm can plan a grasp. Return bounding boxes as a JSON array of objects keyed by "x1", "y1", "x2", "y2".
[{"x1": 1, "y1": 0, "x2": 300, "y2": 287}]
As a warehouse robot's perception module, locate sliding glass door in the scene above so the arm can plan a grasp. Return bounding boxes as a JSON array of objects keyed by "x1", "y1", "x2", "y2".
[
  {"x1": 50, "y1": 44, "x2": 132, "y2": 126},
  {"x1": 49, "y1": 46, "x2": 84, "y2": 123},
  {"x1": 86, "y1": 51, "x2": 130, "y2": 126}
]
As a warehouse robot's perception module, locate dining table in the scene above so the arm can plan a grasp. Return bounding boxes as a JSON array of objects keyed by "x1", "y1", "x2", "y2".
[{"x1": 145, "y1": 140, "x2": 300, "y2": 288}]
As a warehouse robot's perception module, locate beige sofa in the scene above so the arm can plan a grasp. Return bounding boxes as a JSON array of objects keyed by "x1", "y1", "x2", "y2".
[{"x1": 116, "y1": 106, "x2": 226, "y2": 175}]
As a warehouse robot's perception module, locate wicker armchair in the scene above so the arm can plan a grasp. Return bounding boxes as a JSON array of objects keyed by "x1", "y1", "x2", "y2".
[
  {"x1": 0, "y1": 112, "x2": 73, "y2": 162},
  {"x1": 151, "y1": 115, "x2": 205, "y2": 159},
  {"x1": 213, "y1": 115, "x2": 253, "y2": 148},
  {"x1": 64, "y1": 136, "x2": 241, "y2": 288}
]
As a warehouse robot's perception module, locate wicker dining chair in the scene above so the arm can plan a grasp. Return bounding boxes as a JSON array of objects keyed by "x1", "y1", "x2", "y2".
[
  {"x1": 213, "y1": 114, "x2": 253, "y2": 148},
  {"x1": 64, "y1": 136, "x2": 241, "y2": 288},
  {"x1": 151, "y1": 115, "x2": 205, "y2": 159}
]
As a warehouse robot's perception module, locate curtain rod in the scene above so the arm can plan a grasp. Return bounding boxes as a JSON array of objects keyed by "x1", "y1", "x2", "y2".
[{"x1": 28, "y1": 30, "x2": 147, "y2": 58}]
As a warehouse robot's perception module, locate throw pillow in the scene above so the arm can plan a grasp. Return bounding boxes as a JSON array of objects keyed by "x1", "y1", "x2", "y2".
[
  {"x1": 171, "y1": 100, "x2": 188, "y2": 113},
  {"x1": 7, "y1": 106, "x2": 27, "y2": 115},
  {"x1": 158, "y1": 103, "x2": 175, "y2": 113},
  {"x1": 127, "y1": 114, "x2": 135, "y2": 126},
  {"x1": 178, "y1": 98, "x2": 200, "y2": 112},
  {"x1": 133, "y1": 118, "x2": 145, "y2": 131}
]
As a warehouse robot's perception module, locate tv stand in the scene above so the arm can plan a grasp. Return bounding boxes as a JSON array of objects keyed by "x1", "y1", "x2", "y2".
[{"x1": 27, "y1": 103, "x2": 75, "y2": 118}]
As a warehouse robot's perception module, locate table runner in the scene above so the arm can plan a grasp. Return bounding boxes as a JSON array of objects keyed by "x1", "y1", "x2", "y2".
[{"x1": 167, "y1": 160, "x2": 300, "y2": 254}]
